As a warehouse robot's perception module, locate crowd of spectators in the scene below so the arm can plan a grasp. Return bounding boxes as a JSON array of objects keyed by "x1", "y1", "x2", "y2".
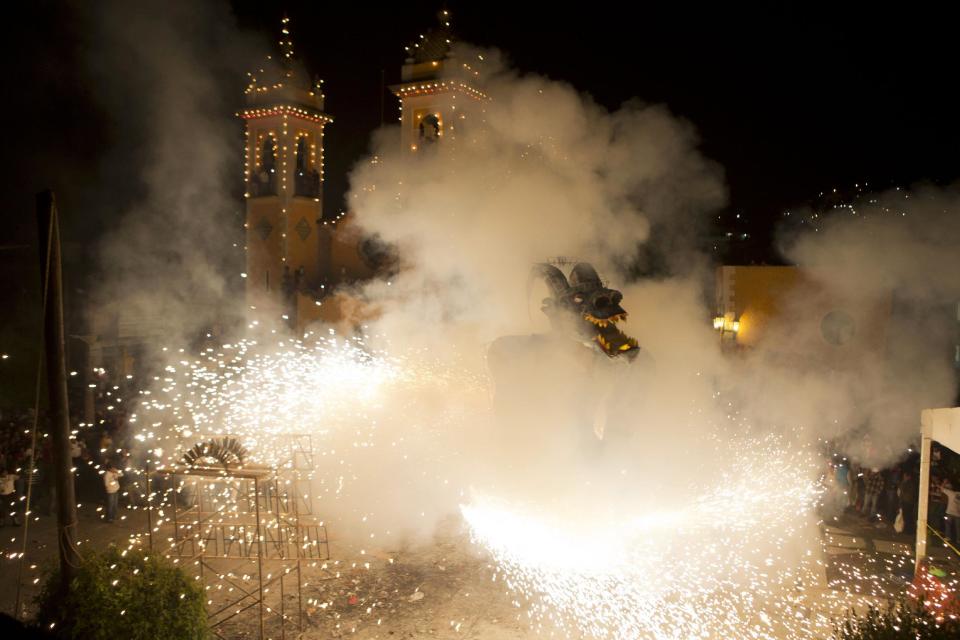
[
  {"x1": 0, "y1": 372, "x2": 144, "y2": 528},
  {"x1": 827, "y1": 451, "x2": 960, "y2": 548}
]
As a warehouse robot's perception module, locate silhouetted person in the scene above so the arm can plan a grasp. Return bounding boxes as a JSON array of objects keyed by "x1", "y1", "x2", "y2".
[
  {"x1": 294, "y1": 266, "x2": 306, "y2": 291},
  {"x1": 281, "y1": 265, "x2": 294, "y2": 302},
  {"x1": 899, "y1": 470, "x2": 919, "y2": 536}
]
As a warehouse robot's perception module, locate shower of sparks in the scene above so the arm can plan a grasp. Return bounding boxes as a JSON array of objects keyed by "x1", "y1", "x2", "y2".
[
  {"x1": 462, "y1": 436, "x2": 890, "y2": 640},
  {"x1": 50, "y1": 330, "x2": 955, "y2": 638},
  {"x1": 133, "y1": 334, "x2": 403, "y2": 468},
  {"x1": 120, "y1": 331, "x2": 488, "y2": 559}
]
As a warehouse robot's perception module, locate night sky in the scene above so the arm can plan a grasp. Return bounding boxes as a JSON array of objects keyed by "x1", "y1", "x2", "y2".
[
  {"x1": 4, "y1": 2, "x2": 960, "y2": 264},
  {"x1": 244, "y1": 1, "x2": 960, "y2": 252}
]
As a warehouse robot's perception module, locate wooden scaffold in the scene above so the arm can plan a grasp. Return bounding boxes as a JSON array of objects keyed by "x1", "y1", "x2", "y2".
[{"x1": 146, "y1": 434, "x2": 329, "y2": 639}]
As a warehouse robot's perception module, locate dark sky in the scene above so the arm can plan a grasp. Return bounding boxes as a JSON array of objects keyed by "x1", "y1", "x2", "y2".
[
  {"x1": 4, "y1": 2, "x2": 960, "y2": 252},
  {"x1": 240, "y1": 2, "x2": 960, "y2": 241}
]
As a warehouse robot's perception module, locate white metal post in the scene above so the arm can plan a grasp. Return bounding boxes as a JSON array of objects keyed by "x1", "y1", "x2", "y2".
[{"x1": 915, "y1": 415, "x2": 933, "y2": 569}]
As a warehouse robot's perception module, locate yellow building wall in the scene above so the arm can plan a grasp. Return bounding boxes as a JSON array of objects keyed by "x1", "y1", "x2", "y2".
[
  {"x1": 285, "y1": 197, "x2": 322, "y2": 288},
  {"x1": 324, "y1": 216, "x2": 376, "y2": 283},
  {"x1": 246, "y1": 197, "x2": 283, "y2": 303},
  {"x1": 243, "y1": 112, "x2": 326, "y2": 318},
  {"x1": 718, "y1": 266, "x2": 892, "y2": 370},
  {"x1": 719, "y1": 266, "x2": 804, "y2": 348}
]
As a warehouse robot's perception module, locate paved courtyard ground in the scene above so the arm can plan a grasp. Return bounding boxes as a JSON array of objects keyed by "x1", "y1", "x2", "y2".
[{"x1": 2, "y1": 504, "x2": 958, "y2": 638}]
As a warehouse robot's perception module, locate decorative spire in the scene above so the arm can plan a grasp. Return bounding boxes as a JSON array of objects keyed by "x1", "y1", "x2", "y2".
[
  {"x1": 279, "y1": 14, "x2": 294, "y2": 68},
  {"x1": 245, "y1": 12, "x2": 314, "y2": 98},
  {"x1": 404, "y1": 8, "x2": 454, "y2": 64},
  {"x1": 242, "y1": 12, "x2": 326, "y2": 113}
]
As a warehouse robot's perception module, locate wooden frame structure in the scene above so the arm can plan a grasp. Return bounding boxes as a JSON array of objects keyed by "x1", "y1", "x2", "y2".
[{"x1": 146, "y1": 434, "x2": 328, "y2": 639}]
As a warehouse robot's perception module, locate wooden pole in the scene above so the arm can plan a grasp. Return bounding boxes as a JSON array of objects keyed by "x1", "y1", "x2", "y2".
[
  {"x1": 915, "y1": 413, "x2": 933, "y2": 571},
  {"x1": 36, "y1": 190, "x2": 81, "y2": 589}
]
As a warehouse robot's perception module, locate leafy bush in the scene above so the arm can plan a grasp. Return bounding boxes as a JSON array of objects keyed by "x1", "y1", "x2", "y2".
[
  {"x1": 834, "y1": 596, "x2": 960, "y2": 639},
  {"x1": 34, "y1": 546, "x2": 207, "y2": 640}
]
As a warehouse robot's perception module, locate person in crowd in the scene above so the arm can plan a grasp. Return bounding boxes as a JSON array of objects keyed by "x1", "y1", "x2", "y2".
[
  {"x1": 27, "y1": 448, "x2": 47, "y2": 517},
  {"x1": 941, "y1": 479, "x2": 960, "y2": 547},
  {"x1": 847, "y1": 462, "x2": 861, "y2": 511},
  {"x1": 69, "y1": 434, "x2": 83, "y2": 499},
  {"x1": 281, "y1": 265, "x2": 294, "y2": 302},
  {"x1": 899, "y1": 469, "x2": 919, "y2": 536},
  {"x1": 103, "y1": 461, "x2": 122, "y2": 523},
  {"x1": 929, "y1": 475, "x2": 948, "y2": 534},
  {"x1": 0, "y1": 467, "x2": 20, "y2": 527},
  {"x1": 834, "y1": 458, "x2": 849, "y2": 506},
  {"x1": 861, "y1": 468, "x2": 884, "y2": 520},
  {"x1": 295, "y1": 265, "x2": 306, "y2": 291},
  {"x1": 77, "y1": 434, "x2": 98, "y2": 502},
  {"x1": 883, "y1": 467, "x2": 901, "y2": 523},
  {"x1": 98, "y1": 429, "x2": 113, "y2": 461}
]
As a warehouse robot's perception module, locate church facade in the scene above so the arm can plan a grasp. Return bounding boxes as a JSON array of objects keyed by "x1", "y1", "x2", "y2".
[{"x1": 240, "y1": 12, "x2": 482, "y2": 333}]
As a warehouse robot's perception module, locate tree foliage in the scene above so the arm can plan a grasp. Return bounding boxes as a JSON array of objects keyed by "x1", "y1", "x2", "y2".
[{"x1": 34, "y1": 546, "x2": 207, "y2": 640}]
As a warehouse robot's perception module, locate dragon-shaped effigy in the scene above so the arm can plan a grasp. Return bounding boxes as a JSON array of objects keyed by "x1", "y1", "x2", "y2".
[
  {"x1": 529, "y1": 262, "x2": 639, "y2": 359},
  {"x1": 487, "y1": 262, "x2": 644, "y2": 450}
]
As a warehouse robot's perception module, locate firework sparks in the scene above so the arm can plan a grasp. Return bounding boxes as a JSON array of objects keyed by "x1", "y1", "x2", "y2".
[
  {"x1": 133, "y1": 335, "x2": 403, "y2": 469},
  {"x1": 462, "y1": 436, "x2": 849, "y2": 639},
  {"x1": 90, "y1": 332, "x2": 955, "y2": 638}
]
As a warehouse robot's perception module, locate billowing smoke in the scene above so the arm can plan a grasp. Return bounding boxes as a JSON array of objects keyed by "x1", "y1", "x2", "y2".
[
  {"x1": 756, "y1": 183, "x2": 960, "y2": 464},
  {"x1": 81, "y1": 0, "x2": 260, "y2": 341},
  {"x1": 344, "y1": 45, "x2": 960, "y2": 524},
  {"x1": 105, "y1": 21, "x2": 960, "y2": 636},
  {"x1": 342, "y1": 45, "x2": 733, "y2": 528},
  {"x1": 349, "y1": 45, "x2": 726, "y2": 351}
]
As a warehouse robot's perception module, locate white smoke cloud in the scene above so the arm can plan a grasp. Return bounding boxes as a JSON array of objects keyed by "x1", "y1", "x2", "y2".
[
  {"x1": 333, "y1": 45, "x2": 736, "y2": 535},
  {"x1": 84, "y1": 0, "x2": 959, "y2": 570},
  {"x1": 343, "y1": 44, "x2": 960, "y2": 515},
  {"x1": 83, "y1": 0, "x2": 262, "y2": 341},
  {"x1": 349, "y1": 45, "x2": 726, "y2": 350},
  {"x1": 763, "y1": 184, "x2": 960, "y2": 464}
]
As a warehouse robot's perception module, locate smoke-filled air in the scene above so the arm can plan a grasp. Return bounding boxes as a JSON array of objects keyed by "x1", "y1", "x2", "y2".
[
  {"x1": 15, "y1": 4, "x2": 960, "y2": 639},
  {"x1": 117, "y1": 35, "x2": 960, "y2": 637}
]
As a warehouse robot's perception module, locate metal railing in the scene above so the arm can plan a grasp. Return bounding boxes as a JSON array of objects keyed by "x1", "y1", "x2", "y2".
[{"x1": 926, "y1": 523, "x2": 960, "y2": 558}]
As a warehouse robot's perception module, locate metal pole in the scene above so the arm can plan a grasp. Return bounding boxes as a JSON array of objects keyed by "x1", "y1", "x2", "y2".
[
  {"x1": 279, "y1": 564, "x2": 286, "y2": 640},
  {"x1": 255, "y1": 477, "x2": 265, "y2": 639},
  {"x1": 274, "y1": 476, "x2": 286, "y2": 639},
  {"x1": 173, "y1": 474, "x2": 179, "y2": 553},
  {"x1": 145, "y1": 459, "x2": 153, "y2": 551},
  {"x1": 295, "y1": 482, "x2": 303, "y2": 632},
  {"x1": 915, "y1": 413, "x2": 933, "y2": 571},
  {"x1": 36, "y1": 190, "x2": 81, "y2": 589}
]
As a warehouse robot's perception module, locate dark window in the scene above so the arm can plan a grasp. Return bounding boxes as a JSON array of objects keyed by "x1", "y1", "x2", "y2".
[
  {"x1": 251, "y1": 137, "x2": 277, "y2": 197},
  {"x1": 294, "y1": 136, "x2": 320, "y2": 198}
]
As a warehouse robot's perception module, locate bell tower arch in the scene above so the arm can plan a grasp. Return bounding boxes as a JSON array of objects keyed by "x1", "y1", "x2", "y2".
[
  {"x1": 240, "y1": 15, "x2": 332, "y2": 322},
  {"x1": 391, "y1": 10, "x2": 486, "y2": 153}
]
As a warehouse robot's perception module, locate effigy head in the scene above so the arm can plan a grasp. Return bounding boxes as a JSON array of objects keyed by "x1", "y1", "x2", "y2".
[{"x1": 533, "y1": 262, "x2": 639, "y2": 359}]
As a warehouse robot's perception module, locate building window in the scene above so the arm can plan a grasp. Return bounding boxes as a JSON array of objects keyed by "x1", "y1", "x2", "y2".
[
  {"x1": 252, "y1": 136, "x2": 277, "y2": 197},
  {"x1": 294, "y1": 136, "x2": 320, "y2": 198},
  {"x1": 416, "y1": 109, "x2": 442, "y2": 146},
  {"x1": 296, "y1": 137, "x2": 307, "y2": 173}
]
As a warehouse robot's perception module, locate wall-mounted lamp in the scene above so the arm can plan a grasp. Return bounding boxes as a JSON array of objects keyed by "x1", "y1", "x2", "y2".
[{"x1": 713, "y1": 315, "x2": 740, "y2": 334}]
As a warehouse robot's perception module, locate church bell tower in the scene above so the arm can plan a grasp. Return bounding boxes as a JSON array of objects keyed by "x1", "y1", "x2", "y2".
[
  {"x1": 240, "y1": 15, "x2": 332, "y2": 322},
  {"x1": 391, "y1": 10, "x2": 485, "y2": 153}
]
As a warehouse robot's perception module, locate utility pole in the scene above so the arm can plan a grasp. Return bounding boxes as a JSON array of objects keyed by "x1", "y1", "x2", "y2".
[{"x1": 36, "y1": 190, "x2": 81, "y2": 589}]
